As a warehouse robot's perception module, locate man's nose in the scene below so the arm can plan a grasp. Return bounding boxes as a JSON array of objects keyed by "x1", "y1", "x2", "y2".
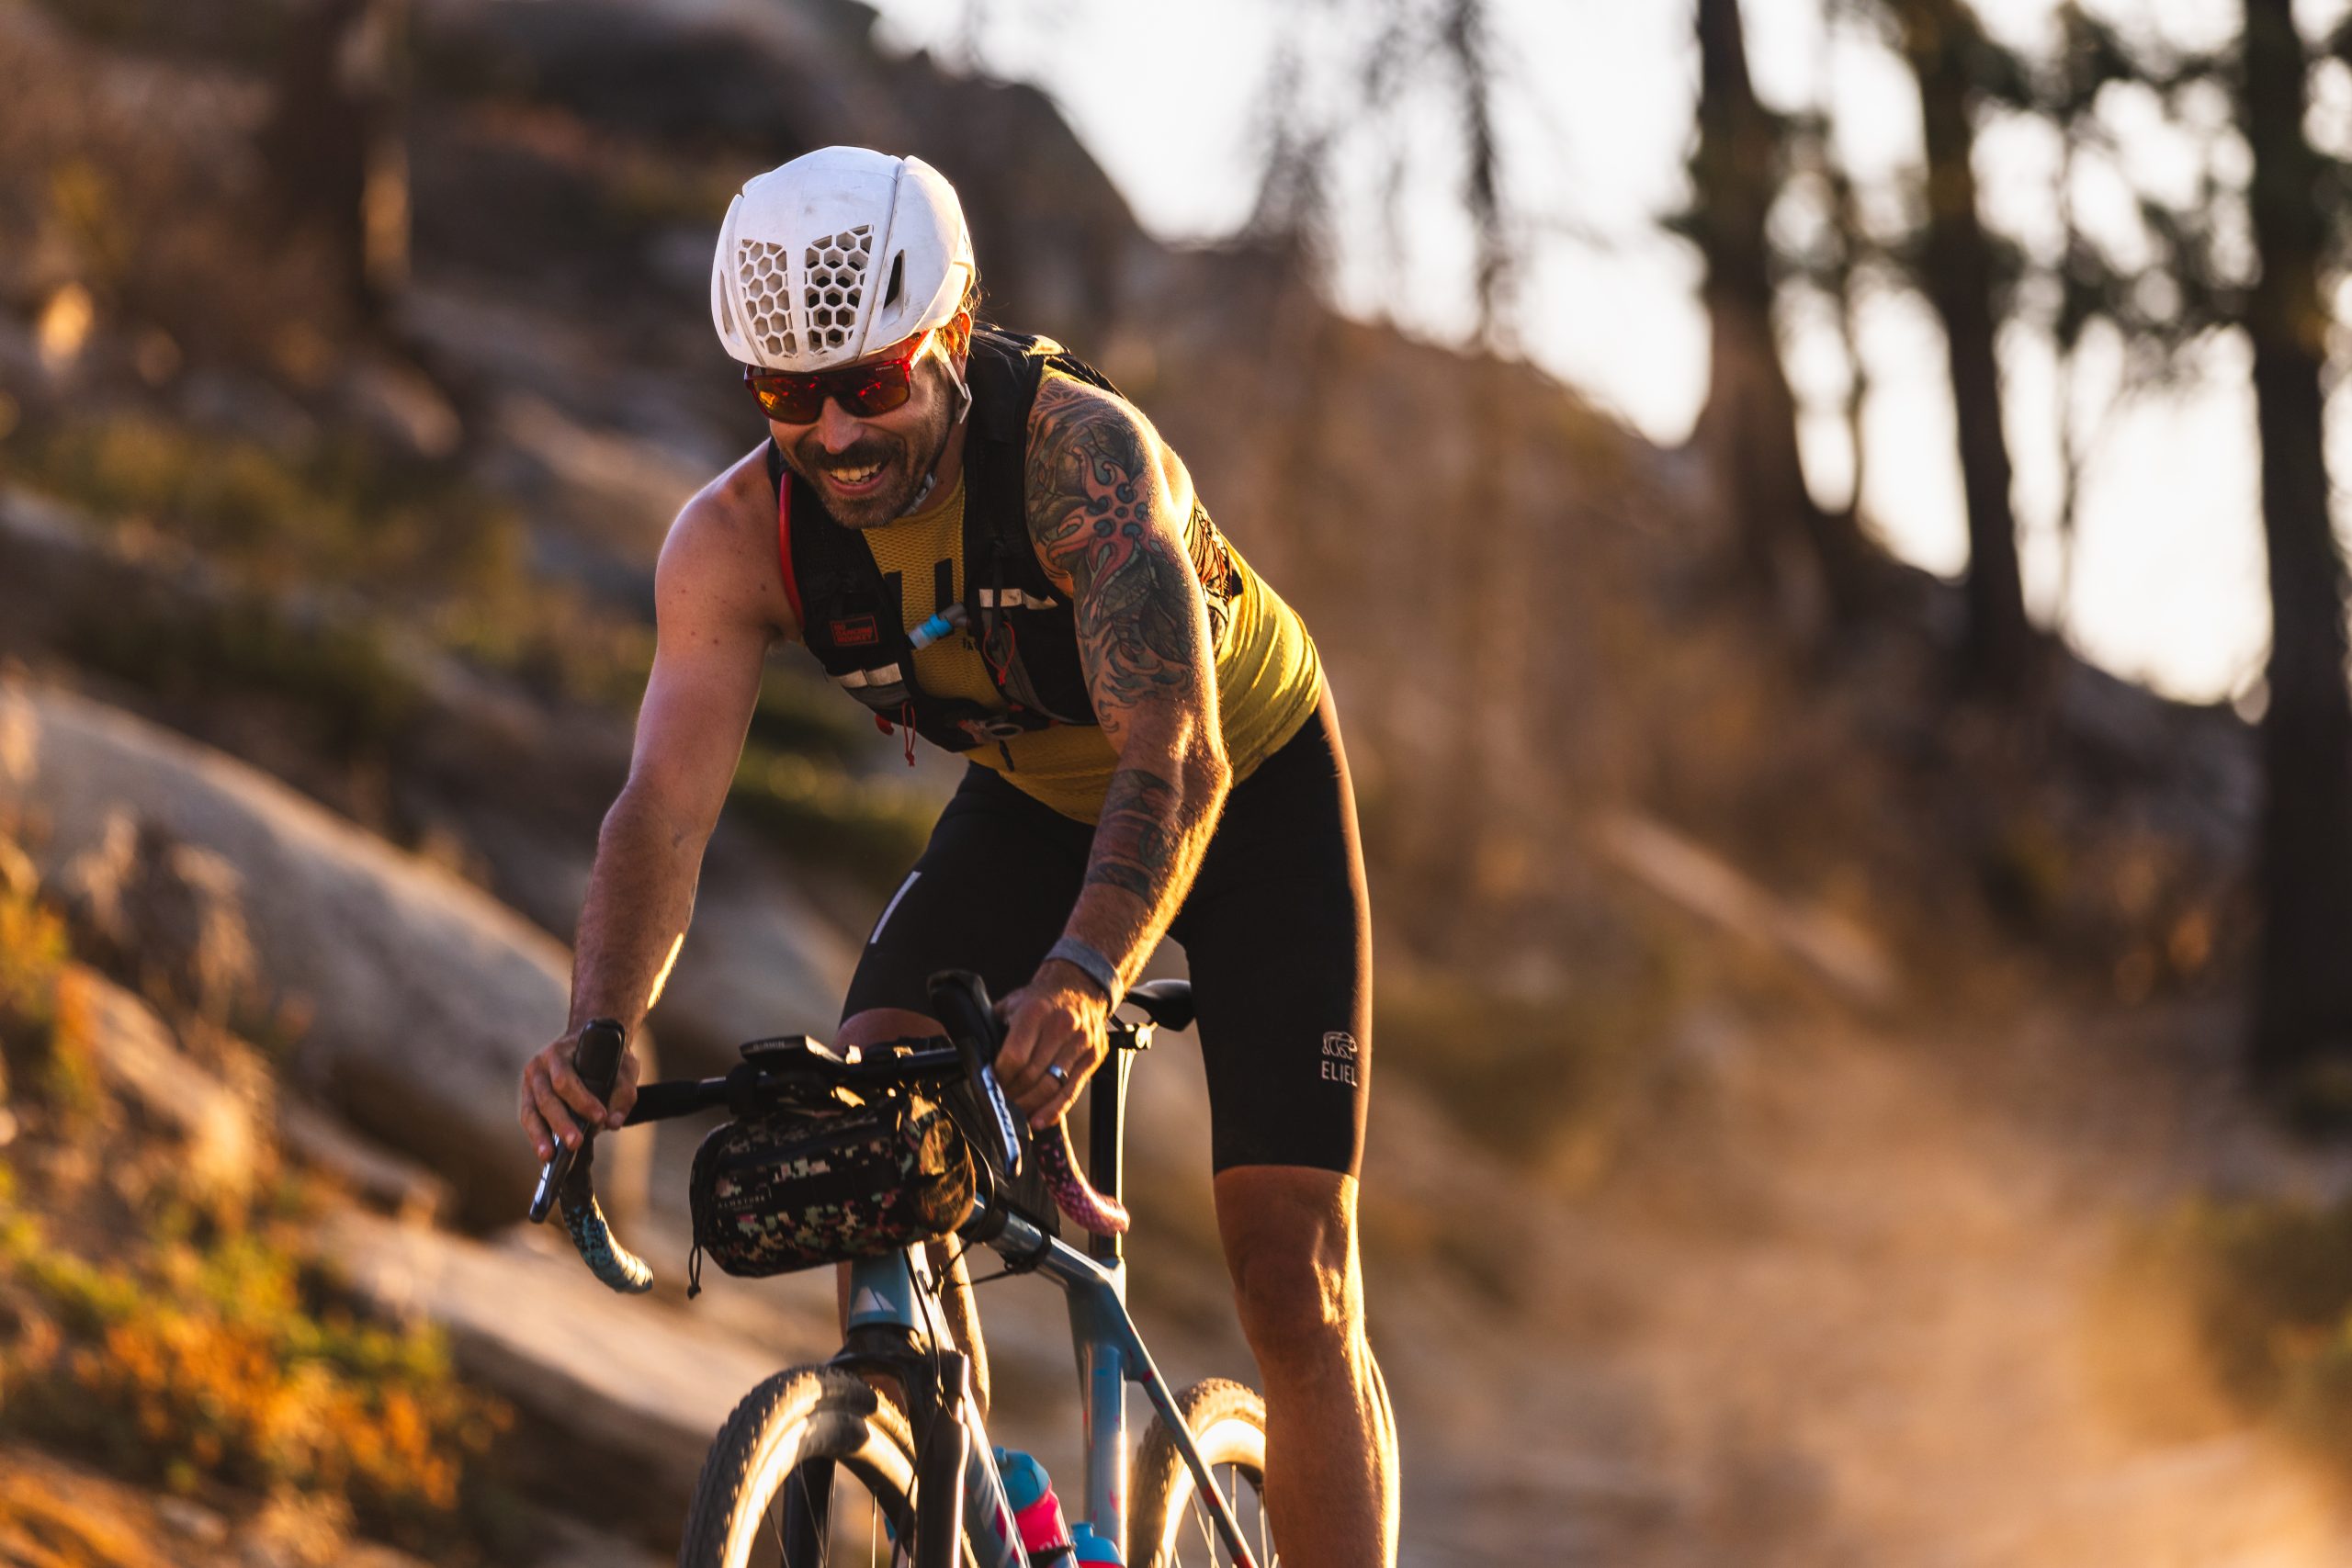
[{"x1": 814, "y1": 399, "x2": 864, "y2": 452}]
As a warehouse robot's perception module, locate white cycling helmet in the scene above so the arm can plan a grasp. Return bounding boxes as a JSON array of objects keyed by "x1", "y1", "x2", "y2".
[{"x1": 711, "y1": 147, "x2": 975, "y2": 371}]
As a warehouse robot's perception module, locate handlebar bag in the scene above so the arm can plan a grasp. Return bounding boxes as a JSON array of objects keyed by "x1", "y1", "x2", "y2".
[{"x1": 689, "y1": 1089, "x2": 975, "y2": 1279}]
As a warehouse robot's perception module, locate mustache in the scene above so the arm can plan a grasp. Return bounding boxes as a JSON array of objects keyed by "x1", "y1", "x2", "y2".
[{"x1": 796, "y1": 435, "x2": 899, "y2": 473}]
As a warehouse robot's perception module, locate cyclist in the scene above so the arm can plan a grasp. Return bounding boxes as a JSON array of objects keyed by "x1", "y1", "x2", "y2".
[{"x1": 518, "y1": 146, "x2": 1397, "y2": 1566}]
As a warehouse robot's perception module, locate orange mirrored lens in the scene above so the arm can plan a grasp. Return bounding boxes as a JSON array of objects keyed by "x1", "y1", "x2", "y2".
[{"x1": 742, "y1": 339, "x2": 927, "y2": 423}]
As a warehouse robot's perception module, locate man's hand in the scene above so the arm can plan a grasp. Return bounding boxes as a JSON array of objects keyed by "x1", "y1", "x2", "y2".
[
  {"x1": 993, "y1": 961, "x2": 1112, "y2": 1128},
  {"x1": 519, "y1": 1031, "x2": 642, "y2": 1161}
]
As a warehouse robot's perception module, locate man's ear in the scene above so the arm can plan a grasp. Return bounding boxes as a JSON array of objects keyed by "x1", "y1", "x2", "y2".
[{"x1": 944, "y1": 309, "x2": 974, "y2": 364}]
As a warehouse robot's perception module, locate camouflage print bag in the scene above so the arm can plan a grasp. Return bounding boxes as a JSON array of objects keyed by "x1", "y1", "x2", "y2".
[{"x1": 688, "y1": 1090, "x2": 975, "y2": 1286}]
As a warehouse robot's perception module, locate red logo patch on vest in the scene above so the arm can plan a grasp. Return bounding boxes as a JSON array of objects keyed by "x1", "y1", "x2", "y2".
[{"x1": 830, "y1": 615, "x2": 880, "y2": 648}]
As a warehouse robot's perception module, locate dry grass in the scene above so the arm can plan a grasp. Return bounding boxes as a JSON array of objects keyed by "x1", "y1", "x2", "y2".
[
  {"x1": 2109, "y1": 1196, "x2": 2352, "y2": 1474},
  {"x1": 0, "y1": 1199, "x2": 509, "y2": 1551},
  {"x1": 0, "y1": 840, "x2": 514, "y2": 1561}
]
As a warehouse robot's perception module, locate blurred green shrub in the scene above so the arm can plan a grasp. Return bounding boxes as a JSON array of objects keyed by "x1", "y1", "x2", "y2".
[
  {"x1": 69, "y1": 592, "x2": 424, "y2": 760},
  {"x1": 14, "y1": 414, "x2": 519, "y2": 597},
  {"x1": 729, "y1": 743, "x2": 933, "y2": 887},
  {"x1": 0, "y1": 875, "x2": 85, "y2": 1121},
  {"x1": 2120, "y1": 1197, "x2": 2352, "y2": 1467},
  {"x1": 12, "y1": 409, "x2": 664, "y2": 721},
  {"x1": 1375, "y1": 950, "x2": 1686, "y2": 1177},
  {"x1": 748, "y1": 666, "x2": 872, "y2": 761},
  {"x1": 0, "y1": 1205, "x2": 509, "y2": 1551},
  {"x1": 0, "y1": 879, "x2": 67, "y2": 1054},
  {"x1": 432, "y1": 578, "x2": 656, "y2": 710}
]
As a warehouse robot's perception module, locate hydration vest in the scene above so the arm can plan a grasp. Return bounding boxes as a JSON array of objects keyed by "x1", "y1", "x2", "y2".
[{"x1": 769, "y1": 329, "x2": 1119, "y2": 754}]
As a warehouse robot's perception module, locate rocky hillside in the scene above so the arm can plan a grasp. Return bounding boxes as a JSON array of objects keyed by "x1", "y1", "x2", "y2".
[{"x1": 0, "y1": 0, "x2": 2331, "y2": 1563}]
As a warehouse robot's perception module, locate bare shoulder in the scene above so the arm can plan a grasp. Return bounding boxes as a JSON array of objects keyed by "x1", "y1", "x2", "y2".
[
  {"x1": 1024, "y1": 370, "x2": 1194, "y2": 589},
  {"x1": 659, "y1": 443, "x2": 797, "y2": 643}
]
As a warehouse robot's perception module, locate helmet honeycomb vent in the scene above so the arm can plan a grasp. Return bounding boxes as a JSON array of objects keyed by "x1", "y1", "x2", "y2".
[
  {"x1": 803, "y1": 225, "x2": 875, "y2": 351},
  {"x1": 737, "y1": 238, "x2": 798, "y2": 359}
]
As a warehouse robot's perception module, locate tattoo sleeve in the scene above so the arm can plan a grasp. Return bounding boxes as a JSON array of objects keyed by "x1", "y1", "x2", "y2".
[
  {"x1": 1025, "y1": 374, "x2": 1231, "y2": 980},
  {"x1": 1088, "y1": 764, "x2": 1183, "y2": 903}
]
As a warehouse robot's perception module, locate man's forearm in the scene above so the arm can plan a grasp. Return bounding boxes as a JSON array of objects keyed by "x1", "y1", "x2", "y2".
[
  {"x1": 1059, "y1": 741, "x2": 1230, "y2": 990},
  {"x1": 567, "y1": 786, "x2": 707, "y2": 1032}
]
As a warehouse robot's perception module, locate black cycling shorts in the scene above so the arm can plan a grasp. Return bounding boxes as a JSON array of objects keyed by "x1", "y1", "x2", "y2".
[{"x1": 842, "y1": 688, "x2": 1372, "y2": 1177}]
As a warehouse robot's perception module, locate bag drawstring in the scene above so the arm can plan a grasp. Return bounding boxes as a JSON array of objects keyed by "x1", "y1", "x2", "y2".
[{"x1": 875, "y1": 698, "x2": 916, "y2": 766}]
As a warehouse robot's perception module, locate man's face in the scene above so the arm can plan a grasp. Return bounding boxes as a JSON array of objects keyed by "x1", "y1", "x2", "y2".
[{"x1": 768, "y1": 325, "x2": 965, "y2": 530}]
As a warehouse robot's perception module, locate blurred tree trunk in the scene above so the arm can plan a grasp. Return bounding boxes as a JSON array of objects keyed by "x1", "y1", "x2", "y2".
[
  {"x1": 2240, "y1": 0, "x2": 2352, "y2": 1089},
  {"x1": 260, "y1": 0, "x2": 410, "y2": 323},
  {"x1": 1688, "y1": 0, "x2": 1871, "y2": 631},
  {"x1": 1892, "y1": 0, "x2": 2037, "y2": 691}
]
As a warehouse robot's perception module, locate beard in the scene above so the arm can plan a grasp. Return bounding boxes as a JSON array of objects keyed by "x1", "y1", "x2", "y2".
[{"x1": 781, "y1": 372, "x2": 957, "y2": 530}]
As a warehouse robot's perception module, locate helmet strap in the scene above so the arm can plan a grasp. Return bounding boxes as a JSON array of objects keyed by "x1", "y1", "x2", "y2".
[{"x1": 898, "y1": 346, "x2": 974, "y2": 517}]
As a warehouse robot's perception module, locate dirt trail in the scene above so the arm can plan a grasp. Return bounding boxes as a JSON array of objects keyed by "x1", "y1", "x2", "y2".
[{"x1": 1418, "y1": 997, "x2": 2352, "y2": 1567}]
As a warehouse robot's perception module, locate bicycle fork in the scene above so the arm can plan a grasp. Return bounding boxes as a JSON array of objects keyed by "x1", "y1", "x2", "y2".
[
  {"x1": 850, "y1": 1223, "x2": 1261, "y2": 1568},
  {"x1": 915, "y1": 1351, "x2": 1035, "y2": 1568},
  {"x1": 847, "y1": 1251, "x2": 1030, "y2": 1568}
]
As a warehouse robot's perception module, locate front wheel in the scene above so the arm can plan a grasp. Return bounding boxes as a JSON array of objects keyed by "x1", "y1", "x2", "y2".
[
  {"x1": 1126, "y1": 1378, "x2": 1273, "y2": 1568},
  {"x1": 678, "y1": 1365, "x2": 918, "y2": 1568}
]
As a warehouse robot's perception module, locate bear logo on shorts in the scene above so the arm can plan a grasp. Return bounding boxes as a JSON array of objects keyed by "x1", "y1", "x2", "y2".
[{"x1": 1320, "y1": 1032, "x2": 1359, "y2": 1088}]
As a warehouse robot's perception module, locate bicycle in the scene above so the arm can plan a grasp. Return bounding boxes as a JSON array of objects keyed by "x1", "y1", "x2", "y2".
[{"x1": 530, "y1": 970, "x2": 1274, "y2": 1567}]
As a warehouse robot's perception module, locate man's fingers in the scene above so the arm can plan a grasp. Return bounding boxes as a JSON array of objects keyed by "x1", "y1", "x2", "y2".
[
  {"x1": 547, "y1": 1051, "x2": 612, "y2": 1128},
  {"x1": 520, "y1": 1066, "x2": 555, "y2": 1159},
  {"x1": 1029, "y1": 1036, "x2": 1106, "y2": 1129},
  {"x1": 1001, "y1": 1033, "x2": 1052, "y2": 1119},
  {"x1": 535, "y1": 1066, "x2": 599, "y2": 1149},
  {"x1": 1031, "y1": 1066, "x2": 1083, "y2": 1129},
  {"x1": 995, "y1": 1005, "x2": 1037, "y2": 1087},
  {"x1": 606, "y1": 1052, "x2": 641, "y2": 1128},
  {"x1": 997, "y1": 1005, "x2": 1048, "y2": 1101}
]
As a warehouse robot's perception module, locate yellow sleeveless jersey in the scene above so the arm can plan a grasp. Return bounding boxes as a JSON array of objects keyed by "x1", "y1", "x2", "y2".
[{"x1": 859, "y1": 470, "x2": 1321, "y2": 824}]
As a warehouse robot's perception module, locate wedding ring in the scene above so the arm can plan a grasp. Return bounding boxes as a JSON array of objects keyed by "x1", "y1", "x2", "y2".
[{"x1": 1046, "y1": 1063, "x2": 1069, "y2": 1084}]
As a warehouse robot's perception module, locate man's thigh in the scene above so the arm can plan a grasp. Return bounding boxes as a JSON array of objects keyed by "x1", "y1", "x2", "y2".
[
  {"x1": 842, "y1": 763, "x2": 1093, "y2": 1022},
  {"x1": 1177, "y1": 693, "x2": 1373, "y2": 1178}
]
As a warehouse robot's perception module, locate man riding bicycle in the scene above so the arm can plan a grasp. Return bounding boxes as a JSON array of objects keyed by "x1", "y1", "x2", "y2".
[{"x1": 517, "y1": 146, "x2": 1397, "y2": 1566}]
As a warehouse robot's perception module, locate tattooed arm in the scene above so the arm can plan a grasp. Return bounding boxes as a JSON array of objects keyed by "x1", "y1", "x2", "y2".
[{"x1": 991, "y1": 373, "x2": 1233, "y2": 1123}]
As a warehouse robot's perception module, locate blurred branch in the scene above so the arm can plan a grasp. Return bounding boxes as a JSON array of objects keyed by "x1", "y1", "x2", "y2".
[
  {"x1": 1683, "y1": 0, "x2": 1877, "y2": 634},
  {"x1": 1248, "y1": 0, "x2": 1525, "y2": 349},
  {"x1": 1437, "y1": 0, "x2": 1511, "y2": 346}
]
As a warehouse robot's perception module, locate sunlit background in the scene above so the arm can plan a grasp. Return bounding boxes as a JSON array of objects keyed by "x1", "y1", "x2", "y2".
[
  {"x1": 11, "y1": 0, "x2": 2352, "y2": 1562},
  {"x1": 870, "y1": 0, "x2": 2307, "y2": 705}
]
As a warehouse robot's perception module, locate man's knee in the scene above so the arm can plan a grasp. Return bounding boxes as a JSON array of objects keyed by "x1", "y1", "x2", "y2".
[
  {"x1": 1216, "y1": 1167, "x2": 1363, "y2": 1373},
  {"x1": 837, "y1": 1007, "x2": 940, "y2": 1049}
]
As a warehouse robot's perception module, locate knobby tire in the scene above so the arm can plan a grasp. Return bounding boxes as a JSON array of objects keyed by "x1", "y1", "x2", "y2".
[
  {"x1": 678, "y1": 1365, "x2": 921, "y2": 1568},
  {"x1": 1126, "y1": 1378, "x2": 1273, "y2": 1568}
]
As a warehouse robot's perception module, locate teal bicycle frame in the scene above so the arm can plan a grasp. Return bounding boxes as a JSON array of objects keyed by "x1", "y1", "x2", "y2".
[
  {"x1": 842, "y1": 1046, "x2": 1259, "y2": 1565},
  {"x1": 542, "y1": 976, "x2": 1260, "y2": 1564}
]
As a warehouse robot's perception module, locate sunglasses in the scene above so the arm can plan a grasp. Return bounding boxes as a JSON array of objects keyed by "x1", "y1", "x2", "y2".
[{"x1": 741, "y1": 329, "x2": 937, "y2": 423}]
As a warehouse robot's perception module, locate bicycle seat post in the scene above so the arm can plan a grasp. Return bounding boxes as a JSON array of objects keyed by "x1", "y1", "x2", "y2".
[{"x1": 1085, "y1": 1043, "x2": 1134, "y2": 1268}]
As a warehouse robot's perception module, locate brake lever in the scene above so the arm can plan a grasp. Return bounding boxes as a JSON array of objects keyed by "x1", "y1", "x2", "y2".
[
  {"x1": 529, "y1": 1017, "x2": 626, "y2": 1224},
  {"x1": 927, "y1": 970, "x2": 1023, "y2": 1180},
  {"x1": 974, "y1": 1062, "x2": 1025, "y2": 1181}
]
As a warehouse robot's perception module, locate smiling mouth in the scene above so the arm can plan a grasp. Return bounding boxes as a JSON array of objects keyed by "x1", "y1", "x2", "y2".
[{"x1": 818, "y1": 457, "x2": 889, "y2": 494}]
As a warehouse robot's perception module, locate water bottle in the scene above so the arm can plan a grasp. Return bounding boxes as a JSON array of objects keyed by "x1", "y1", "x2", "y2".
[
  {"x1": 1069, "y1": 1521, "x2": 1126, "y2": 1564},
  {"x1": 992, "y1": 1448, "x2": 1073, "y2": 1559}
]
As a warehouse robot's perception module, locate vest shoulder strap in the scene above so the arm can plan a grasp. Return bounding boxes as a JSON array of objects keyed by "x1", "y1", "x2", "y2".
[{"x1": 764, "y1": 439, "x2": 805, "y2": 631}]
